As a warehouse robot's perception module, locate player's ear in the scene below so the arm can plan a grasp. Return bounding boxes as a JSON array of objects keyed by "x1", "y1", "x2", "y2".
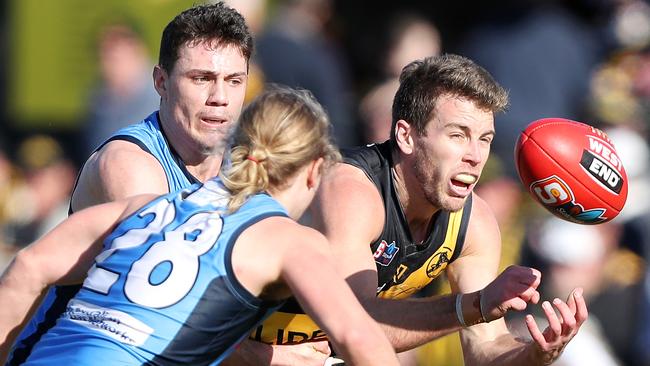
[
  {"x1": 394, "y1": 119, "x2": 415, "y2": 155},
  {"x1": 307, "y1": 157, "x2": 325, "y2": 190},
  {"x1": 153, "y1": 65, "x2": 168, "y2": 99}
]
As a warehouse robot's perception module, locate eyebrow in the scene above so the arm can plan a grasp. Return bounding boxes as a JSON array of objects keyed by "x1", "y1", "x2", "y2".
[
  {"x1": 445, "y1": 122, "x2": 495, "y2": 137},
  {"x1": 186, "y1": 69, "x2": 248, "y2": 78}
]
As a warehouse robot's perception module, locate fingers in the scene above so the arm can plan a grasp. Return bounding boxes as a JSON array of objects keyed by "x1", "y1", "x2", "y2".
[
  {"x1": 527, "y1": 290, "x2": 588, "y2": 355},
  {"x1": 566, "y1": 288, "x2": 577, "y2": 313},
  {"x1": 542, "y1": 301, "x2": 563, "y2": 338},
  {"x1": 552, "y1": 298, "x2": 576, "y2": 332},
  {"x1": 572, "y1": 288, "x2": 588, "y2": 325},
  {"x1": 530, "y1": 289, "x2": 541, "y2": 304},
  {"x1": 516, "y1": 284, "x2": 540, "y2": 304},
  {"x1": 525, "y1": 314, "x2": 549, "y2": 350},
  {"x1": 502, "y1": 265, "x2": 542, "y2": 288}
]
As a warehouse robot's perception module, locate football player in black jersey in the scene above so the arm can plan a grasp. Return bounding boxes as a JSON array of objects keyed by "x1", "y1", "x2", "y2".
[{"x1": 310, "y1": 54, "x2": 587, "y2": 365}]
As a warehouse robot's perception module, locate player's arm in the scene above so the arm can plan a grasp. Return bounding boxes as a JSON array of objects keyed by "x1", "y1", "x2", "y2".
[
  {"x1": 286, "y1": 232, "x2": 399, "y2": 365},
  {"x1": 234, "y1": 216, "x2": 399, "y2": 365},
  {"x1": 0, "y1": 194, "x2": 156, "y2": 363},
  {"x1": 313, "y1": 163, "x2": 468, "y2": 351},
  {"x1": 447, "y1": 194, "x2": 587, "y2": 366},
  {"x1": 71, "y1": 140, "x2": 168, "y2": 211}
]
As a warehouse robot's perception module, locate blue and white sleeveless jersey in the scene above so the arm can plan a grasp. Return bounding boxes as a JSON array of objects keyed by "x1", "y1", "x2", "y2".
[
  {"x1": 104, "y1": 111, "x2": 200, "y2": 192},
  {"x1": 7, "y1": 112, "x2": 200, "y2": 365},
  {"x1": 24, "y1": 178, "x2": 288, "y2": 365}
]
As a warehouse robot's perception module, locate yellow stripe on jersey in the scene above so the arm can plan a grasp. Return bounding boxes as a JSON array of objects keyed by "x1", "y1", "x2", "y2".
[
  {"x1": 377, "y1": 208, "x2": 464, "y2": 299},
  {"x1": 250, "y1": 206, "x2": 466, "y2": 344}
]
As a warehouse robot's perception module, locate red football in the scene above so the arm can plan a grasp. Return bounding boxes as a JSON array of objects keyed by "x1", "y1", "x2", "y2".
[{"x1": 515, "y1": 118, "x2": 628, "y2": 224}]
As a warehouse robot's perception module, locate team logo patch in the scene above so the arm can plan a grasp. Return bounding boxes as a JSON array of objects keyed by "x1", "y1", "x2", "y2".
[
  {"x1": 530, "y1": 175, "x2": 607, "y2": 224},
  {"x1": 580, "y1": 150, "x2": 623, "y2": 194},
  {"x1": 425, "y1": 247, "x2": 452, "y2": 278},
  {"x1": 373, "y1": 240, "x2": 399, "y2": 266}
]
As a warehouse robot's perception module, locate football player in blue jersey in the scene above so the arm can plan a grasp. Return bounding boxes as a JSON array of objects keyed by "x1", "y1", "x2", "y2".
[
  {"x1": 0, "y1": 87, "x2": 400, "y2": 366},
  {"x1": 4, "y1": 3, "x2": 331, "y2": 365}
]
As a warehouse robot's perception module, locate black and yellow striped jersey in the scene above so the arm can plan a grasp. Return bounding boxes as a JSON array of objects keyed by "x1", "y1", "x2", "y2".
[{"x1": 251, "y1": 141, "x2": 472, "y2": 345}]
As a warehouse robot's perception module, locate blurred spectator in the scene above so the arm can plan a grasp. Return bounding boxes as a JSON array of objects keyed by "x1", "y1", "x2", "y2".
[
  {"x1": 255, "y1": 0, "x2": 357, "y2": 146},
  {"x1": 358, "y1": 13, "x2": 441, "y2": 143},
  {"x1": 588, "y1": 36, "x2": 650, "y2": 363},
  {"x1": 81, "y1": 21, "x2": 159, "y2": 159},
  {"x1": 459, "y1": 1, "x2": 601, "y2": 178},
  {"x1": 605, "y1": 126, "x2": 650, "y2": 365},
  {"x1": 2, "y1": 135, "x2": 76, "y2": 249},
  {"x1": 0, "y1": 139, "x2": 22, "y2": 271}
]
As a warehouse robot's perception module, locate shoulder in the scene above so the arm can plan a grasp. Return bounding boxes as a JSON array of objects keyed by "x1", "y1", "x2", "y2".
[
  {"x1": 311, "y1": 163, "x2": 385, "y2": 251},
  {"x1": 71, "y1": 140, "x2": 167, "y2": 210},
  {"x1": 313, "y1": 163, "x2": 384, "y2": 239},
  {"x1": 252, "y1": 216, "x2": 327, "y2": 247},
  {"x1": 468, "y1": 194, "x2": 499, "y2": 232},
  {"x1": 93, "y1": 140, "x2": 164, "y2": 174},
  {"x1": 239, "y1": 216, "x2": 330, "y2": 269},
  {"x1": 462, "y1": 193, "x2": 501, "y2": 256},
  {"x1": 319, "y1": 163, "x2": 383, "y2": 210}
]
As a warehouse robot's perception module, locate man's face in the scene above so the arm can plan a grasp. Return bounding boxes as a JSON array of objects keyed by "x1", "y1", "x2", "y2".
[
  {"x1": 411, "y1": 94, "x2": 495, "y2": 212},
  {"x1": 157, "y1": 41, "x2": 248, "y2": 155}
]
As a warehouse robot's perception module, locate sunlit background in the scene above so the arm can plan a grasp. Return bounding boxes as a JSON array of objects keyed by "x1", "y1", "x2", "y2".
[{"x1": 1, "y1": 0, "x2": 649, "y2": 365}]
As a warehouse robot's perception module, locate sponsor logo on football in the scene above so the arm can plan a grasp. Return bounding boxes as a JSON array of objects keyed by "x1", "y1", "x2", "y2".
[
  {"x1": 373, "y1": 240, "x2": 399, "y2": 266},
  {"x1": 580, "y1": 150, "x2": 623, "y2": 194},
  {"x1": 530, "y1": 176, "x2": 573, "y2": 205},
  {"x1": 530, "y1": 175, "x2": 607, "y2": 223},
  {"x1": 587, "y1": 136, "x2": 623, "y2": 173}
]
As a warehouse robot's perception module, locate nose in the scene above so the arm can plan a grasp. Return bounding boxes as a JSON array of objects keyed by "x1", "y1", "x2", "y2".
[
  {"x1": 463, "y1": 140, "x2": 484, "y2": 166},
  {"x1": 206, "y1": 79, "x2": 228, "y2": 106}
]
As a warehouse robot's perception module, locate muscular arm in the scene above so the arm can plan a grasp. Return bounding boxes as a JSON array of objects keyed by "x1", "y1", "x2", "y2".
[
  {"x1": 232, "y1": 217, "x2": 399, "y2": 366},
  {"x1": 312, "y1": 164, "x2": 566, "y2": 357},
  {"x1": 71, "y1": 140, "x2": 168, "y2": 211},
  {"x1": 0, "y1": 194, "x2": 156, "y2": 363},
  {"x1": 448, "y1": 194, "x2": 533, "y2": 365},
  {"x1": 449, "y1": 196, "x2": 587, "y2": 366}
]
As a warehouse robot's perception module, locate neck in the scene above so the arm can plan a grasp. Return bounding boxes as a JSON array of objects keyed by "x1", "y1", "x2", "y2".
[
  {"x1": 269, "y1": 187, "x2": 304, "y2": 221},
  {"x1": 391, "y1": 150, "x2": 438, "y2": 230},
  {"x1": 158, "y1": 110, "x2": 225, "y2": 183},
  {"x1": 185, "y1": 153, "x2": 224, "y2": 183}
]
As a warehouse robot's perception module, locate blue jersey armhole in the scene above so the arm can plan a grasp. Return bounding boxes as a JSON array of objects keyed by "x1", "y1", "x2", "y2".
[{"x1": 223, "y1": 211, "x2": 288, "y2": 309}]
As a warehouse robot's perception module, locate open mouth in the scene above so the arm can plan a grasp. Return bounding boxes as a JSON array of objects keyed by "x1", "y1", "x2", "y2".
[
  {"x1": 449, "y1": 173, "x2": 477, "y2": 196},
  {"x1": 201, "y1": 117, "x2": 227, "y2": 124}
]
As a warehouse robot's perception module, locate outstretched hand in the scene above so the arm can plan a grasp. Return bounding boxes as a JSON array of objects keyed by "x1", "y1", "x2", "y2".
[
  {"x1": 481, "y1": 265, "x2": 542, "y2": 322},
  {"x1": 524, "y1": 288, "x2": 588, "y2": 365}
]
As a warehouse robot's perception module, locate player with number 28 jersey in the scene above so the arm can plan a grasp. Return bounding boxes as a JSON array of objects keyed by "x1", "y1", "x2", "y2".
[{"x1": 24, "y1": 178, "x2": 288, "y2": 365}]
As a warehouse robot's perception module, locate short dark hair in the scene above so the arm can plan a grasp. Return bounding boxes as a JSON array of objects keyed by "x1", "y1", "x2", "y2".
[
  {"x1": 390, "y1": 54, "x2": 509, "y2": 142},
  {"x1": 158, "y1": 2, "x2": 253, "y2": 73}
]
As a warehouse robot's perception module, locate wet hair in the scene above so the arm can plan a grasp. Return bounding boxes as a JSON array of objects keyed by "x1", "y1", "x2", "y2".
[
  {"x1": 390, "y1": 54, "x2": 509, "y2": 142},
  {"x1": 158, "y1": 2, "x2": 253, "y2": 73},
  {"x1": 222, "y1": 85, "x2": 341, "y2": 212}
]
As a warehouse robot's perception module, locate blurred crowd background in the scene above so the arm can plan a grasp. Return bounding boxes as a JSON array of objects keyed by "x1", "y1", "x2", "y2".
[{"x1": 0, "y1": 0, "x2": 649, "y2": 365}]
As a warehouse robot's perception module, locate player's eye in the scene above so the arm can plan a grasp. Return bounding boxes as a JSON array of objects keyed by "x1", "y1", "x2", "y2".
[
  {"x1": 228, "y1": 78, "x2": 243, "y2": 86},
  {"x1": 481, "y1": 136, "x2": 493, "y2": 144}
]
